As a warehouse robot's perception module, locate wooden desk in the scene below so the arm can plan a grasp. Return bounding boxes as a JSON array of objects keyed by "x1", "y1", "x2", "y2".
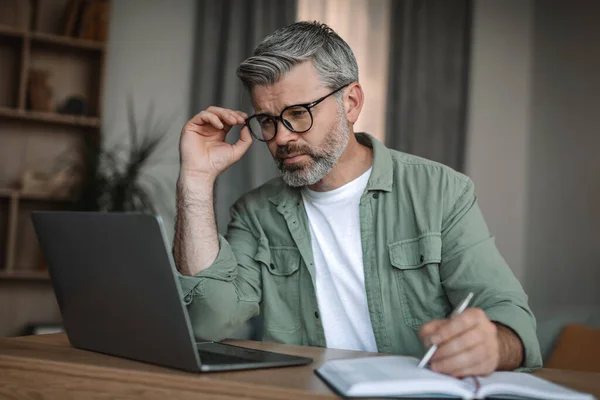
[{"x1": 0, "y1": 334, "x2": 598, "y2": 399}]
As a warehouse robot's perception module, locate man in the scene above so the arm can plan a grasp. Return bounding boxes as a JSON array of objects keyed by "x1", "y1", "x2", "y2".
[{"x1": 174, "y1": 21, "x2": 542, "y2": 377}]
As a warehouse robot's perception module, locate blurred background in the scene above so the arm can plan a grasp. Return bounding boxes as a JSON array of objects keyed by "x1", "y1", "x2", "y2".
[{"x1": 0, "y1": 0, "x2": 598, "y2": 367}]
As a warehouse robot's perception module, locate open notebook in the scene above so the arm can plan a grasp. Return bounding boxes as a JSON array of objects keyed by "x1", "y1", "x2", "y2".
[{"x1": 316, "y1": 356, "x2": 595, "y2": 400}]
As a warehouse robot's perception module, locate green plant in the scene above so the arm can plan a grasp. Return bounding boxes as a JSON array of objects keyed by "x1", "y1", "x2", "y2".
[{"x1": 68, "y1": 97, "x2": 172, "y2": 213}]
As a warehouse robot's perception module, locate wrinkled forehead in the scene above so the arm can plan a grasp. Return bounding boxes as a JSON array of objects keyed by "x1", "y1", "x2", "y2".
[{"x1": 250, "y1": 61, "x2": 325, "y2": 115}]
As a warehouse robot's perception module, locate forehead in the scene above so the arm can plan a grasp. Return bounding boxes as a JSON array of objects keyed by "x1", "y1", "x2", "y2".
[{"x1": 251, "y1": 61, "x2": 324, "y2": 115}]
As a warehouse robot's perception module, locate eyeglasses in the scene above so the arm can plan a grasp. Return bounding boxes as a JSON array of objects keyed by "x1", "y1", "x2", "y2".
[{"x1": 244, "y1": 84, "x2": 350, "y2": 142}]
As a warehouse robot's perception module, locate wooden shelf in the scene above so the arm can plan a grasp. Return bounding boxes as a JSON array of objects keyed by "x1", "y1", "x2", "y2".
[
  {"x1": 0, "y1": 25, "x2": 105, "y2": 51},
  {"x1": 0, "y1": 270, "x2": 50, "y2": 281},
  {"x1": 0, "y1": 24, "x2": 26, "y2": 39},
  {"x1": 31, "y1": 31, "x2": 106, "y2": 52},
  {"x1": 0, "y1": 106, "x2": 100, "y2": 128},
  {"x1": 0, "y1": 188, "x2": 73, "y2": 203}
]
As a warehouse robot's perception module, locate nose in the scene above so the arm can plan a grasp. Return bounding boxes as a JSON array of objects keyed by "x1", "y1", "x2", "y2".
[{"x1": 274, "y1": 118, "x2": 300, "y2": 147}]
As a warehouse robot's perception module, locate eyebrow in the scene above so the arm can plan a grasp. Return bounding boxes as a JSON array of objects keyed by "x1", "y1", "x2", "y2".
[
  {"x1": 255, "y1": 97, "x2": 316, "y2": 116},
  {"x1": 255, "y1": 102, "x2": 291, "y2": 117}
]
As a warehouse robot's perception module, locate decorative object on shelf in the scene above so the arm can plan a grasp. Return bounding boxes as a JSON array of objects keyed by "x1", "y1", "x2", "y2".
[
  {"x1": 63, "y1": 0, "x2": 110, "y2": 42},
  {"x1": 27, "y1": 68, "x2": 54, "y2": 112},
  {"x1": 93, "y1": 0, "x2": 110, "y2": 42},
  {"x1": 62, "y1": 0, "x2": 84, "y2": 36},
  {"x1": 21, "y1": 170, "x2": 76, "y2": 199},
  {"x1": 58, "y1": 95, "x2": 87, "y2": 116},
  {"x1": 64, "y1": 97, "x2": 170, "y2": 213}
]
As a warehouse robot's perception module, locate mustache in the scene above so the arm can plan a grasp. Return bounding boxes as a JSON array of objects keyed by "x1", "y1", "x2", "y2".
[{"x1": 275, "y1": 143, "x2": 315, "y2": 160}]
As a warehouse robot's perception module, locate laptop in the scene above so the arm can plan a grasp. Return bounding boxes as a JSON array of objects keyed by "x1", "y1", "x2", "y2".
[{"x1": 31, "y1": 211, "x2": 312, "y2": 372}]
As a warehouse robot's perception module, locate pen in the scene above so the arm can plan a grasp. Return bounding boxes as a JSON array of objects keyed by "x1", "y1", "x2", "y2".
[{"x1": 417, "y1": 291, "x2": 475, "y2": 369}]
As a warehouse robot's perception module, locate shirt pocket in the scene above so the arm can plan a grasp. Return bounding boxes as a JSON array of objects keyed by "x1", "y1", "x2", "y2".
[
  {"x1": 256, "y1": 244, "x2": 302, "y2": 334},
  {"x1": 388, "y1": 234, "x2": 451, "y2": 330}
]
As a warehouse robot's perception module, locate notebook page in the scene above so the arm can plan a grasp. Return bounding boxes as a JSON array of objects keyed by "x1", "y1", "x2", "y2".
[
  {"x1": 476, "y1": 372, "x2": 595, "y2": 400},
  {"x1": 318, "y1": 356, "x2": 474, "y2": 398}
]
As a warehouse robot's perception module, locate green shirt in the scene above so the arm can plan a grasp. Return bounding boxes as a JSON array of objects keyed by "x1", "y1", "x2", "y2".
[{"x1": 178, "y1": 133, "x2": 542, "y2": 369}]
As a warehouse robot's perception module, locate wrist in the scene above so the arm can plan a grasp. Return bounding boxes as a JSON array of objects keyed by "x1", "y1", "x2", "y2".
[
  {"x1": 178, "y1": 169, "x2": 217, "y2": 190},
  {"x1": 495, "y1": 322, "x2": 525, "y2": 370}
]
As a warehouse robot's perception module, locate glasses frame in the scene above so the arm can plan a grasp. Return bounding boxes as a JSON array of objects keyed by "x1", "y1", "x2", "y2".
[{"x1": 244, "y1": 83, "x2": 350, "y2": 142}]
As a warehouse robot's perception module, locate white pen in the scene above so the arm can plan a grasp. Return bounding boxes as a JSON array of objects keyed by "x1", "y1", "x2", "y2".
[{"x1": 417, "y1": 292, "x2": 475, "y2": 369}]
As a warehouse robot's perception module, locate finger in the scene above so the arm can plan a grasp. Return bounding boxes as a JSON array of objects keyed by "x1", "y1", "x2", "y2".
[
  {"x1": 431, "y1": 325, "x2": 486, "y2": 363},
  {"x1": 234, "y1": 110, "x2": 249, "y2": 120},
  {"x1": 206, "y1": 106, "x2": 242, "y2": 126},
  {"x1": 419, "y1": 320, "x2": 447, "y2": 345},
  {"x1": 232, "y1": 111, "x2": 247, "y2": 124},
  {"x1": 222, "y1": 111, "x2": 239, "y2": 127},
  {"x1": 231, "y1": 125, "x2": 253, "y2": 162},
  {"x1": 198, "y1": 111, "x2": 224, "y2": 130},
  {"x1": 430, "y1": 343, "x2": 487, "y2": 377},
  {"x1": 451, "y1": 359, "x2": 495, "y2": 378},
  {"x1": 430, "y1": 308, "x2": 486, "y2": 346},
  {"x1": 442, "y1": 355, "x2": 495, "y2": 378}
]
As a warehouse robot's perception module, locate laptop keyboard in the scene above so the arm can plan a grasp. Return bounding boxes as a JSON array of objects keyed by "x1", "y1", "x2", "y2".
[{"x1": 197, "y1": 350, "x2": 258, "y2": 365}]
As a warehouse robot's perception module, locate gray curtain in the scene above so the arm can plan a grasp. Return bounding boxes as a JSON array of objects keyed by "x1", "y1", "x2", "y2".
[
  {"x1": 190, "y1": 0, "x2": 297, "y2": 233},
  {"x1": 385, "y1": 0, "x2": 471, "y2": 171}
]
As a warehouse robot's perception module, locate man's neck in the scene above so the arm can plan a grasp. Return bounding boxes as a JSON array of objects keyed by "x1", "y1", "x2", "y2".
[{"x1": 308, "y1": 132, "x2": 373, "y2": 192}]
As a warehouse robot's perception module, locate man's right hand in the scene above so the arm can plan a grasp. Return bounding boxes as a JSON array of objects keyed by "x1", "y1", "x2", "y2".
[
  {"x1": 179, "y1": 106, "x2": 252, "y2": 181},
  {"x1": 174, "y1": 106, "x2": 251, "y2": 276}
]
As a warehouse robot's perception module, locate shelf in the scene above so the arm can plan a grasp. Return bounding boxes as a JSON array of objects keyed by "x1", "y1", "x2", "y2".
[
  {"x1": 0, "y1": 106, "x2": 100, "y2": 128},
  {"x1": 31, "y1": 31, "x2": 106, "y2": 52},
  {"x1": 0, "y1": 188, "x2": 73, "y2": 203},
  {"x1": 0, "y1": 270, "x2": 50, "y2": 281},
  {"x1": 0, "y1": 25, "x2": 105, "y2": 51},
  {"x1": 0, "y1": 25, "x2": 26, "y2": 39}
]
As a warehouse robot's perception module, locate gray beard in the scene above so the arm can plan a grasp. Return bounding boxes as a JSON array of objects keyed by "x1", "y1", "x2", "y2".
[{"x1": 279, "y1": 112, "x2": 350, "y2": 188}]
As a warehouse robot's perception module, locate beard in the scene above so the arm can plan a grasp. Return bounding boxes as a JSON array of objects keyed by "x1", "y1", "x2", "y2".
[{"x1": 276, "y1": 108, "x2": 350, "y2": 187}]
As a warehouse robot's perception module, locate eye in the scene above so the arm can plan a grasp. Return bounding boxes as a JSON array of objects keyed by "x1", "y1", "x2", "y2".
[
  {"x1": 257, "y1": 116, "x2": 271, "y2": 127},
  {"x1": 291, "y1": 109, "x2": 307, "y2": 117}
]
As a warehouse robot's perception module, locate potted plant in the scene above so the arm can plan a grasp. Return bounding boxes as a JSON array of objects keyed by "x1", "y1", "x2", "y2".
[{"x1": 65, "y1": 97, "x2": 172, "y2": 213}]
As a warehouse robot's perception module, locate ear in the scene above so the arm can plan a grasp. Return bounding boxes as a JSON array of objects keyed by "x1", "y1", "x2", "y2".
[{"x1": 343, "y1": 82, "x2": 364, "y2": 124}]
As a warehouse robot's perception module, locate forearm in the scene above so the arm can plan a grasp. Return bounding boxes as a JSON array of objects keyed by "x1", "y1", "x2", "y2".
[
  {"x1": 173, "y1": 172, "x2": 220, "y2": 276},
  {"x1": 495, "y1": 322, "x2": 524, "y2": 370}
]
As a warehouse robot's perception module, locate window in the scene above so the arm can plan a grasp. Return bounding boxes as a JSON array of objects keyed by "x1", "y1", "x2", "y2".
[{"x1": 297, "y1": 0, "x2": 390, "y2": 142}]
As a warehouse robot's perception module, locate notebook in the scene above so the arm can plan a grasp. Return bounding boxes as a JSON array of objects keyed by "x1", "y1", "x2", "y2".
[{"x1": 316, "y1": 356, "x2": 596, "y2": 400}]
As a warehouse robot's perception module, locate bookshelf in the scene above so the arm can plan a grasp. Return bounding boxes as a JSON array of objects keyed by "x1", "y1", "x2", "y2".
[{"x1": 0, "y1": 0, "x2": 110, "y2": 337}]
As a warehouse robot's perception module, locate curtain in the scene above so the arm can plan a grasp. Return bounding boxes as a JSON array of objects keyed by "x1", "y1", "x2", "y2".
[
  {"x1": 190, "y1": 0, "x2": 297, "y2": 234},
  {"x1": 385, "y1": 0, "x2": 472, "y2": 171}
]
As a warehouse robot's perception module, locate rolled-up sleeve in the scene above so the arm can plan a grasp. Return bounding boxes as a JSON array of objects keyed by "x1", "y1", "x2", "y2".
[
  {"x1": 177, "y1": 204, "x2": 262, "y2": 341},
  {"x1": 440, "y1": 178, "x2": 543, "y2": 370}
]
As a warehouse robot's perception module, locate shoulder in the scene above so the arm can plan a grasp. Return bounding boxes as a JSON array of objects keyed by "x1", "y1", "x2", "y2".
[{"x1": 389, "y1": 149, "x2": 474, "y2": 206}]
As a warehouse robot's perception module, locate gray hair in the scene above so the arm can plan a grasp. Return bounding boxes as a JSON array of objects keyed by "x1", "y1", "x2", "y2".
[{"x1": 237, "y1": 21, "x2": 359, "y2": 93}]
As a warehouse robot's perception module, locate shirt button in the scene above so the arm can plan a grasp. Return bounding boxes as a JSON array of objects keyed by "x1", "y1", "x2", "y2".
[
  {"x1": 269, "y1": 264, "x2": 275, "y2": 270},
  {"x1": 420, "y1": 255, "x2": 425, "y2": 263},
  {"x1": 373, "y1": 193, "x2": 379, "y2": 199},
  {"x1": 314, "y1": 311, "x2": 320, "y2": 319}
]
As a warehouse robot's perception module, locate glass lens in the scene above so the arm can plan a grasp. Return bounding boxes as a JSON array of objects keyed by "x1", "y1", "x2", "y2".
[
  {"x1": 247, "y1": 115, "x2": 276, "y2": 141},
  {"x1": 282, "y1": 106, "x2": 312, "y2": 133}
]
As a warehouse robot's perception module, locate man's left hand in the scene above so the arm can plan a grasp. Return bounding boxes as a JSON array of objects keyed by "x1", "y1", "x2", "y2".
[{"x1": 419, "y1": 308, "x2": 522, "y2": 377}]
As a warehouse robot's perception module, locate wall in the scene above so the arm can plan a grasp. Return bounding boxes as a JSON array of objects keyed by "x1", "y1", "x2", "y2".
[
  {"x1": 467, "y1": 0, "x2": 600, "y2": 320},
  {"x1": 525, "y1": 0, "x2": 600, "y2": 315},
  {"x1": 103, "y1": 0, "x2": 197, "y2": 242},
  {"x1": 465, "y1": 0, "x2": 534, "y2": 283}
]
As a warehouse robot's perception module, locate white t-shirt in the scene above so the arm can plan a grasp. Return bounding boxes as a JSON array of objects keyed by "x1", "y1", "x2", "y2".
[{"x1": 301, "y1": 168, "x2": 378, "y2": 352}]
